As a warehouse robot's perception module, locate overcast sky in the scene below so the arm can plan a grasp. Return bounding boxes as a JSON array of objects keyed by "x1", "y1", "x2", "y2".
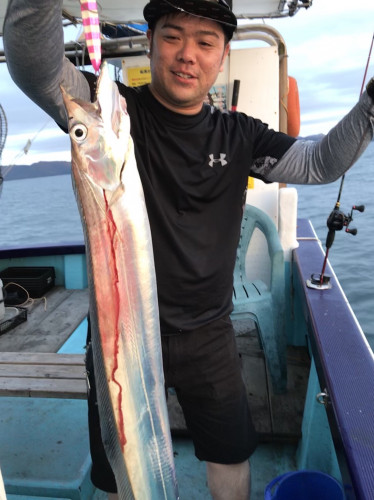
[{"x1": 0, "y1": 0, "x2": 373, "y2": 166}]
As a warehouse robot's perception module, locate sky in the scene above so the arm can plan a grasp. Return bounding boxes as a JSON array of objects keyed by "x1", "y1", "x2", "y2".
[{"x1": 0, "y1": 0, "x2": 373, "y2": 166}]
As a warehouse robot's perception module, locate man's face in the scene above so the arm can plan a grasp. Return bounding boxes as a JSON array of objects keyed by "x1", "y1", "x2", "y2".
[{"x1": 147, "y1": 13, "x2": 230, "y2": 114}]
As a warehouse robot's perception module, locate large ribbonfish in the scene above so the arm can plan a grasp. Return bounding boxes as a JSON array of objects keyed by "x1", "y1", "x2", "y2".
[{"x1": 61, "y1": 62, "x2": 179, "y2": 499}]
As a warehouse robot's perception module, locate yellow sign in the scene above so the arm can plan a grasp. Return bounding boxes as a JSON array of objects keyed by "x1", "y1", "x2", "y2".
[
  {"x1": 247, "y1": 177, "x2": 255, "y2": 189},
  {"x1": 127, "y1": 66, "x2": 151, "y2": 87}
]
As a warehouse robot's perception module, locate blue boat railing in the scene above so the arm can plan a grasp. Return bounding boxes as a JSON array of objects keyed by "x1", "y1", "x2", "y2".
[
  {"x1": 0, "y1": 242, "x2": 85, "y2": 259},
  {"x1": 293, "y1": 218, "x2": 374, "y2": 500}
]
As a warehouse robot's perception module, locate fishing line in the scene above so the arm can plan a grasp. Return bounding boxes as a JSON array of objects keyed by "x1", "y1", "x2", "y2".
[
  {"x1": 310, "y1": 32, "x2": 374, "y2": 289},
  {"x1": 360, "y1": 33, "x2": 374, "y2": 96},
  {"x1": 2, "y1": 117, "x2": 53, "y2": 181}
]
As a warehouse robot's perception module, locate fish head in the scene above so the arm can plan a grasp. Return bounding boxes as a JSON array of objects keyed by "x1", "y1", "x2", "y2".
[{"x1": 61, "y1": 61, "x2": 130, "y2": 194}]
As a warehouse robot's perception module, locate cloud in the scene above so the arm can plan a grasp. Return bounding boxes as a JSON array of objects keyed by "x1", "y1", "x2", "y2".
[
  {"x1": 268, "y1": 0, "x2": 374, "y2": 134},
  {"x1": 0, "y1": 57, "x2": 71, "y2": 165}
]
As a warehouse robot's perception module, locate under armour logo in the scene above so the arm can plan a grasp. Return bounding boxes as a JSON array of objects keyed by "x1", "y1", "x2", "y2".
[{"x1": 208, "y1": 153, "x2": 227, "y2": 168}]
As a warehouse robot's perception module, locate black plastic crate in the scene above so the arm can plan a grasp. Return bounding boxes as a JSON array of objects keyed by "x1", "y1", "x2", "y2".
[
  {"x1": 0, "y1": 267, "x2": 55, "y2": 301},
  {"x1": 0, "y1": 307, "x2": 27, "y2": 336}
]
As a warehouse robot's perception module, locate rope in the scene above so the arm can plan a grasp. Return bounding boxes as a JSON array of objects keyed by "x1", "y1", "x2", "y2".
[{"x1": 3, "y1": 281, "x2": 48, "y2": 311}]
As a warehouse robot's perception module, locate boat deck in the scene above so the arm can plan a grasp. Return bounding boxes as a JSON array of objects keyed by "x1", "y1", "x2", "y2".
[
  {"x1": 0, "y1": 285, "x2": 308, "y2": 499},
  {"x1": 0, "y1": 286, "x2": 89, "y2": 353}
]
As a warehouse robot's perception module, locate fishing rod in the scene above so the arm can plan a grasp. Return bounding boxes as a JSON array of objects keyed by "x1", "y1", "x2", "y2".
[
  {"x1": 231, "y1": 80, "x2": 241, "y2": 111},
  {"x1": 308, "y1": 32, "x2": 374, "y2": 290}
]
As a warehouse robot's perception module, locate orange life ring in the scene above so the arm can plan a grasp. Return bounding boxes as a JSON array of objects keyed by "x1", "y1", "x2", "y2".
[{"x1": 287, "y1": 76, "x2": 300, "y2": 137}]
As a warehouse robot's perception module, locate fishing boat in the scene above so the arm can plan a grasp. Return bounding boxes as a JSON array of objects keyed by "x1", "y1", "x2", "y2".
[{"x1": 0, "y1": 1, "x2": 373, "y2": 499}]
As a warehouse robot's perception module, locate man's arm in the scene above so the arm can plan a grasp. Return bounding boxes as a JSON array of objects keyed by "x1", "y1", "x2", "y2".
[
  {"x1": 260, "y1": 89, "x2": 374, "y2": 185},
  {"x1": 3, "y1": 0, "x2": 91, "y2": 128}
]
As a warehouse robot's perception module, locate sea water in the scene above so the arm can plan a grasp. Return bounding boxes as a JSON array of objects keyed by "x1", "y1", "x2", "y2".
[
  {"x1": 0, "y1": 174, "x2": 83, "y2": 246},
  {"x1": 0, "y1": 142, "x2": 373, "y2": 344}
]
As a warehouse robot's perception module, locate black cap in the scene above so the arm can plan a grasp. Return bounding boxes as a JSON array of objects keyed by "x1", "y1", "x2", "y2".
[{"x1": 143, "y1": 0, "x2": 237, "y2": 40}]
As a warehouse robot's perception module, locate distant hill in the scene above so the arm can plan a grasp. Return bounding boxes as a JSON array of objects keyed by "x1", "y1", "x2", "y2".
[{"x1": 2, "y1": 161, "x2": 71, "y2": 181}]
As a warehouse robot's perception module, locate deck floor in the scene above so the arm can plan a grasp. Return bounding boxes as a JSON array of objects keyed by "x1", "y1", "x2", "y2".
[
  {"x1": 0, "y1": 389, "x2": 296, "y2": 500},
  {"x1": 0, "y1": 286, "x2": 307, "y2": 499},
  {"x1": 0, "y1": 286, "x2": 89, "y2": 353},
  {"x1": 173, "y1": 438, "x2": 298, "y2": 500}
]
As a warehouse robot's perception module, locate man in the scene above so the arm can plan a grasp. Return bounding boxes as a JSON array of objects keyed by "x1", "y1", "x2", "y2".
[{"x1": 4, "y1": 0, "x2": 374, "y2": 499}]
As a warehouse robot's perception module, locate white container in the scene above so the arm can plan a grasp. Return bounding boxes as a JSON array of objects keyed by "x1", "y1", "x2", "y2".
[{"x1": 0, "y1": 278, "x2": 5, "y2": 320}]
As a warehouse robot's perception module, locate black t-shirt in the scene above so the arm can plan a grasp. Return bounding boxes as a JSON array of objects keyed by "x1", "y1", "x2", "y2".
[{"x1": 84, "y1": 74, "x2": 296, "y2": 332}]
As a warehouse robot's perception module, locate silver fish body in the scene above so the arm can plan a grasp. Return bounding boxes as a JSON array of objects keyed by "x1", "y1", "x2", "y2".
[{"x1": 61, "y1": 62, "x2": 179, "y2": 500}]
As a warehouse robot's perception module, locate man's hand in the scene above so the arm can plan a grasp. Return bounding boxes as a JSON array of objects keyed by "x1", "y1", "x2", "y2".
[{"x1": 366, "y1": 77, "x2": 374, "y2": 100}]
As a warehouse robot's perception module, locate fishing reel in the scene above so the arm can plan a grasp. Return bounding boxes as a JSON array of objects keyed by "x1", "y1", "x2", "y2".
[
  {"x1": 325, "y1": 204, "x2": 365, "y2": 249},
  {"x1": 307, "y1": 203, "x2": 365, "y2": 290}
]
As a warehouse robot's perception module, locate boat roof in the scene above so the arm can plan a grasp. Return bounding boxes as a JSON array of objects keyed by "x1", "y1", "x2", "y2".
[{"x1": 0, "y1": 0, "x2": 312, "y2": 36}]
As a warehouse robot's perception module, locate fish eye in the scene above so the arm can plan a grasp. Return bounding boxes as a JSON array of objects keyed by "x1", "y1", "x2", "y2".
[{"x1": 71, "y1": 123, "x2": 88, "y2": 142}]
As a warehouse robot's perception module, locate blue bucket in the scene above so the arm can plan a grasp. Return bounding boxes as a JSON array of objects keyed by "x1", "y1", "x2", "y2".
[{"x1": 265, "y1": 470, "x2": 345, "y2": 500}]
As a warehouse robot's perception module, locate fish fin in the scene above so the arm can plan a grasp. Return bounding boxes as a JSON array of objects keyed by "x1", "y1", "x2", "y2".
[
  {"x1": 80, "y1": 169, "x2": 108, "y2": 216},
  {"x1": 105, "y1": 184, "x2": 126, "y2": 208},
  {"x1": 81, "y1": 167, "x2": 124, "y2": 212}
]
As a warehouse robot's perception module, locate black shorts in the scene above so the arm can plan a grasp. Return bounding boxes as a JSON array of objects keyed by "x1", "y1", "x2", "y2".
[{"x1": 85, "y1": 315, "x2": 258, "y2": 493}]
